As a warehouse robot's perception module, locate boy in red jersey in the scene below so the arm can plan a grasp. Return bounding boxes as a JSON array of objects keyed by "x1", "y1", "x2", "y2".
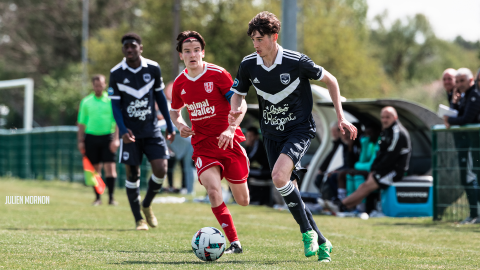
[{"x1": 169, "y1": 31, "x2": 249, "y2": 254}]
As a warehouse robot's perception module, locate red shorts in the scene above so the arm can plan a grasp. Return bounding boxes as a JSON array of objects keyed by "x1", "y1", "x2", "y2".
[{"x1": 192, "y1": 138, "x2": 249, "y2": 185}]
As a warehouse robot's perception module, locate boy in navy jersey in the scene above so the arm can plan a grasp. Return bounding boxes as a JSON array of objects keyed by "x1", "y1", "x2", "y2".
[
  {"x1": 109, "y1": 33, "x2": 175, "y2": 230},
  {"x1": 229, "y1": 12, "x2": 357, "y2": 262}
]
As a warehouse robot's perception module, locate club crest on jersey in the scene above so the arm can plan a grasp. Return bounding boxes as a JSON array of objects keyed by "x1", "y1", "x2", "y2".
[
  {"x1": 143, "y1": 73, "x2": 151, "y2": 83},
  {"x1": 204, "y1": 82, "x2": 214, "y2": 93},
  {"x1": 233, "y1": 78, "x2": 239, "y2": 87},
  {"x1": 107, "y1": 87, "x2": 114, "y2": 95},
  {"x1": 280, "y1": 73, "x2": 290, "y2": 85}
]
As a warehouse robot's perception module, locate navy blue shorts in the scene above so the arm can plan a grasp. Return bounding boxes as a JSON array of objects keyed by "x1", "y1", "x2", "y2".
[
  {"x1": 119, "y1": 136, "x2": 170, "y2": 166},
  {"x1": 263, "y1": 132, "x2": 314, "y2": 181}
]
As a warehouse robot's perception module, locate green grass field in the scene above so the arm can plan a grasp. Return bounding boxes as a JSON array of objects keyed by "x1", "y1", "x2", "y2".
[{"x1": 1, "y1": 178, "x2": 480, "y2": 269}]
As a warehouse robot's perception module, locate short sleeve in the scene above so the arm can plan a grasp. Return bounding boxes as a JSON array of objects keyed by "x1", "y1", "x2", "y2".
[
  {"x1": 299, "y1": 55, "x2": 324, "y2": 81},
  {"x1": 217, "y1": 69, "x2": 234, "y2": 96},
  {"x1": 108, "y1": 73, "x2": 121, "y2": 100},
  {"x1": 170, "y1": 81, "x2": 185, "y2": 111},
  {"x1": 154, "y1": 65, "x2": 165, "y2": 92},
  {"x1": 77, "y1": 99, "x2": 87, "y2": 124},
  {"x1": 230, "y1": 64, "x2": 251, "y2": 96}
]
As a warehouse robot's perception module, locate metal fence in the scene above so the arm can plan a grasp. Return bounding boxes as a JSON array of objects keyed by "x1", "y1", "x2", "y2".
[
  {"x1": 432, "y1": 124, "x2": 480, "y2": 221},
  {"x1": 0, "y1": 126, "x2": 151, "y2": 189}
]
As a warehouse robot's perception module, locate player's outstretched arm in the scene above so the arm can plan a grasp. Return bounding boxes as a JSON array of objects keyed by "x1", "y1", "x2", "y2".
[
  {"x1": 320, "y1": 69, "x2": 357, "y2": 140},
  {"x1": 229, "y1": 93, "x2": 247, "y2": 126},
  {"x1": 169, "y1": 110, "x2": 195, "y2": 138}
]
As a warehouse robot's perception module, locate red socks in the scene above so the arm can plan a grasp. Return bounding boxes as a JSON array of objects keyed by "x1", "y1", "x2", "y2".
[{"x1": 211, "y1": 202, "x2": 238, "y2": 243}]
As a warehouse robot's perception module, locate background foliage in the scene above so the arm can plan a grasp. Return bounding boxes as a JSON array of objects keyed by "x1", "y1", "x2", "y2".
[{"x1": 0, "y1": 0, "x2": 479, "y2": 127}]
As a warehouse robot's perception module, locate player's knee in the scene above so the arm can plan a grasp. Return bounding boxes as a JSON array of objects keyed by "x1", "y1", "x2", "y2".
[
  {"x1": 240, "y1": 198, "x2": 250, "y2": 206},
  {"x1": 272, "y1": 171, "x2": 289, "y2": 188},
  {"x1": 206, "y1": 187, "x2": 222, "y2": 201},
  {"x1": 152, "y1": 168, "x2": 166, "y2": 178},
  {"x1": 236, "y1": 196, "x2": 250, "y2": 206}
]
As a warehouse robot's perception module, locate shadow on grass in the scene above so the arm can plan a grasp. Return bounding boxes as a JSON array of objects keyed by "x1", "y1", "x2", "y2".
[
  {"x1": 374, "y1": 222, "x2": 480, "y2": 232},
  {"x1": 75, "y1": 249, "x2": 193, "y2": 254},
  {"x1": 4, "y1": 227, "x2": 132, "y2": 232},
  {"x1": 113, "y1": 260, "x2": 299, "y2": 265}
]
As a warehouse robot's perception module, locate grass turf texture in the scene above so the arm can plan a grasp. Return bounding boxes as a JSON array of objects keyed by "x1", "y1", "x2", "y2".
[{"x1": 1, "y1": 178, "x2": 480, "y2": 269}]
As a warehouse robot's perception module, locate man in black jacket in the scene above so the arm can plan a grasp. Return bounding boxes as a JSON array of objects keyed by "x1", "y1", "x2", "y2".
[
  {"x1": 444, "y1": 68, "x2": 480, "y2": 224},
  {"x1": 328, "y1": 107, "x2": 411, "y2": 212}
]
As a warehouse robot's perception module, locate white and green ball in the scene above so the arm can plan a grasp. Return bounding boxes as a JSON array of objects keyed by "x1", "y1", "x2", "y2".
[{"x1": 191, "y1": 227, "x2": 226, "y2": 261}]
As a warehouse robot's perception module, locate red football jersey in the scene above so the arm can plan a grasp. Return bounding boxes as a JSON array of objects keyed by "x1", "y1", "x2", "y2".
[{"x1": 171, "y1": 62, "x2": 245, "y2": 145}]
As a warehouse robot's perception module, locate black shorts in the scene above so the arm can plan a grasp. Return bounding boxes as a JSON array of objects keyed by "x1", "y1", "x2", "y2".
[
  {"x1": 372, "y1": 169, "x2": 404, "y2": 189},
  {"x1": 119, "y1": 136, "x2": 170, "y2": 166},
  {"x1": 84, "y1": 134, "x2": 116, "y2": 165},
  {"x1": 263, "y1": 131, "x2": 314, "y2": 181}
]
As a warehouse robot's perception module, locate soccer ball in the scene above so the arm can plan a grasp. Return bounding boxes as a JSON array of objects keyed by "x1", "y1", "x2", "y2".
[{"x1": 191, "y1": 227, "x2": 226, "y2": 261}]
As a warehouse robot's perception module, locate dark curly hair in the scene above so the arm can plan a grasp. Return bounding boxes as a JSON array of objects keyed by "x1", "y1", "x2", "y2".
[
  {"x1": 121, "y1": 32, "x2": 142, "y2": 44},
  {"x1": 247, "y1": 11, "x2": 281, "y2": 37},
  {"x1": 176, "y1": 30, "x2": 206, "y2": 52}
]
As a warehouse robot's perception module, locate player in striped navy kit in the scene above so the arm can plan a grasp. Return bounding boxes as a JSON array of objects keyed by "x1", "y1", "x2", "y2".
[
  {"x1": 229, "y1": 12, "x2": 357, "y2": 262},
  {"x1": 109, "y1": 33, "x2": 175, "y2": 230}
]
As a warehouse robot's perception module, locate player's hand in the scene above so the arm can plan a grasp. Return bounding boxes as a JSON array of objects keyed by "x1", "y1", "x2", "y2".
[
  {"x1": 179, "y1": 125, "x2": 195, "y2": 138},
  {"x1": 228, "y1": 110, "x2": 242, "y2": 126},
  {"x1": 217, "y1": 126, "x2": 235, "y2": 150},
  {"x1": 78, "y1": 142, "x2": 85, "y2": 155},
  {"x1": 109, "y1": 139, "x2": 120, "y2": 153},
  {"x1": 443, "y1": 115, "x2": 450, "y2": 129},
  {"x1": 122, "y1": 129, "x2": 135, "y2": 144},
  {"x1": 166, "y1": 130, "x2": 176, "y2": 143},
  {"x1": 338, "y1": 119, "x2": 357, "y2": 140}
]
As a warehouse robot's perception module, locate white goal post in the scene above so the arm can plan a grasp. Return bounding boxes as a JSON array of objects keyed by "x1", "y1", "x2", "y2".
[{"x1": 0, "y1": 78, "x2": 34, "y2": 131}]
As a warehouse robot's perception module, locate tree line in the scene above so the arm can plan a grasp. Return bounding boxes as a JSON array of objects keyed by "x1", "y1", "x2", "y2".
[{"x1": 0, "y1": 0, "x2": 478, "y2": 127}]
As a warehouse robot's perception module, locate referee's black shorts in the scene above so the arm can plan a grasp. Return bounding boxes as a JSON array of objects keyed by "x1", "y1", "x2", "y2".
[{"x1": 84, "y1": 134, "x2": 116, "y2": 165}]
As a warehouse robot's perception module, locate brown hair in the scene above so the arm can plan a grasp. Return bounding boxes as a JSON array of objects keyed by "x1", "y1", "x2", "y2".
[
  {"x1": 176, "y1": 31, "x2": 206, "y2": 52},
  {"x1": 247, "y1": 11, "x2": 281, "y2": 37},
  {"x1": 91, "y1": 74, "x2": 105, "y2": 83}
]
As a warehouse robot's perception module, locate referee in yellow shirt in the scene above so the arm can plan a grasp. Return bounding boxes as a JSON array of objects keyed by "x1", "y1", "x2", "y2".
[{"x1": 78, "y1": 74, "x2": 120, "y2": 206}]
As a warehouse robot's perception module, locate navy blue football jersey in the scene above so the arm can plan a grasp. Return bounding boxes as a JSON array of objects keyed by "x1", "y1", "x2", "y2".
[
  {"x1": 108, "y1": 56, "x2": 165, "y2": 138},
  {"x1": 231, "y1": 45, "x2": 324, "y2": 141}
]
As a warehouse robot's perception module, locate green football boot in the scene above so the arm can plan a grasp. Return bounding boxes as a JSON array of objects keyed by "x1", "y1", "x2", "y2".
[
  {"x1": 317, "y1": 239, "x2": 333, "y2": 262},
  {"x1": 302, "y1": 230, "x2": 319, "y2": 257}
]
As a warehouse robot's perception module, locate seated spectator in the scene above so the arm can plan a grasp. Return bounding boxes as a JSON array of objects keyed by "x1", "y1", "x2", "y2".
[
  {"x1": 314, "y1": 122, "x2": 342, "y2": 196},
  {"x1": 245, "y1": 127, "x2": 271, "y2": 205},
  {"x1": 328, "y1": 107, "x2": 411, "y2": 213},
  {"x1": 444, "y1": 68, "x2": 480, "y2": 224},
  {"x1": 336, "y1": 124, "x2": 381, "y2": 201},
  {"x1": 317, "y1": 122, "x2": 361, "y2": 200}
]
